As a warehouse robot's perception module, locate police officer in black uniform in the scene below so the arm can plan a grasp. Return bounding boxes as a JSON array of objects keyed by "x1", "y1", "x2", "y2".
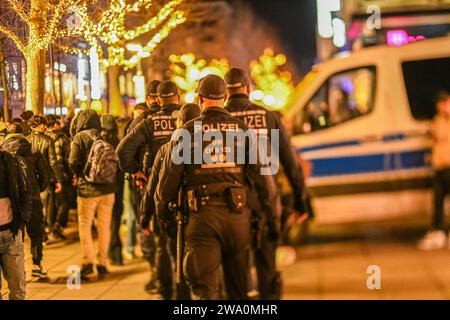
[
  {"x1": 146, "y1": 80, "x2": 162, "y2": 115},
  {"x1": 155, "y1": 75, "x2": 277, "y2": 300},
  {"x1": 117, "y1": 80, "x2": 181, "y2": 298},
  {"x1": 224, "y1": 68, "x2": 308, "y2": 300}
]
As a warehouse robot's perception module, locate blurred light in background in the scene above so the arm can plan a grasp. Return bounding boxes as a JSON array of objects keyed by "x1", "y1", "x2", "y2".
[
  {"x1": 90, "y1": 47, "x2": 102, "y2": 100},
  {"x1": 332, "y1": 18, "x2": 347, "y2": 48},
  {"x1": 317, "y1": 0, "x2": 341, "y2": 38},
  {"x1": 133, "y1": 71, "x2": 146, "y2": 104}
]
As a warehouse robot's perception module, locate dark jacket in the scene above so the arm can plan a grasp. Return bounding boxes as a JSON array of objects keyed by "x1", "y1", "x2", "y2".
[
  {"x1": 1, "y1": 134, "x2": 51, "y2": 200},
  {"x1": 0, "y1": 150, "x2": 33, "y2": 234},
  {"x1": 155, "y1": 106, "x2": 278, "y2": 227},
  {"x1": 28, "y1": 130, "x2": 63, "y2": 183},
  {"x1": 69, "y1": 110, "x2": 116, "y2": 198},
  {"x1": 140, "y1": 141, "x2": 171, "y2": 229},
  {"x1": 47, "y1": 129, "x2": 72, "y2": 181},
  {"x1": 117, "y1": 103, "x2": 181, "y2": 175},
  {"x1": 226, "y1": 94, "x2": 307, "y2": 214}
]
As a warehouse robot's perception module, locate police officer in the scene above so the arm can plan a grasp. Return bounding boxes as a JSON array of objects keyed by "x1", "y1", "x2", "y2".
[
  {"x1": 224, "y1": 67, "x2": 308, "y2": 300},
  {"x1": 117, "y1": 80, "x2": 181, "y2": 297},
  {"x1": 141, "y1": 103, "x2": 202, "y2": 299},
  {"x1": 146, "y1": 80, "x2": 162, "y2": 115},
  {"x1": 155, "y1": 75, "x2": 277, "y2": 300}
]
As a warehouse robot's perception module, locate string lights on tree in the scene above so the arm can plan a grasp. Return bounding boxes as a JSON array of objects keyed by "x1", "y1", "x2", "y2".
[
  {"x1": 59, "y1": 0, "x2": 186, "y2": 69},
  {"x1": 0, "y1": 0, "x2": 85, "y2": 112},
  {"x1": 249, "y1": 48, "x2": 295, "y2": 110},
  {"x1": 169, "y1": 53, "x2": 229, "y2": 103}
]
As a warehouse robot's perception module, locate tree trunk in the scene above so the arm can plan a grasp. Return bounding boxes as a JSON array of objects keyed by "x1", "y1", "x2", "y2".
[
  {"x1": 0, "y1": 48, "x2": 10, "y2": 122},
  {"x1": 25, "y1": 49, "x2": 46, "y2": 113},
  {"x1": 108, "y1": 65, "x2": 125, "y2": 116}
]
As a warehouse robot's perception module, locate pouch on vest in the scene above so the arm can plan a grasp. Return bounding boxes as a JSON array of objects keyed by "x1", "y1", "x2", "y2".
[{"x1": 226, "y1": 187, "x2": 247, "y2": 213}]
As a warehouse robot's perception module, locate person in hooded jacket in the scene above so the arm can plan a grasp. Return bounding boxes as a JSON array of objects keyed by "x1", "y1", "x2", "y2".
[
  {"x1": 100, "y1": 114, "x2": 125, "y2": 266},
  {"x1": 69, "y1": 110, "x2": 116, "y2": 280},
  {"x1": 28, "y1": 115, "x2": 63, "y2": 244},
  {"x1": 1, "y1": 123, "x2": 51, "y2": 278}
]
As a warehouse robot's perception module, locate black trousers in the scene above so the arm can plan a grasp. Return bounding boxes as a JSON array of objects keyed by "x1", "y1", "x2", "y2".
[
  {"x1": 433, "y1": 168, "x2": 450, "y2": 231},
  {"x1": 185, "y1": 205, "x2": 251, "y2": 300},
  {"x1": 109, "y1": 173, "x2": 125, "y2": 263},
  {"x1": 254, "y1": 236, "x2": 281, "y2": 300},
  {"x1": 153, "y1": 227, "x2": 176, "y2": 295},
  {"x1": 54, "y1": 181, "x2": 71, "y2": 228},
  {"x1": 26, "y1": 200, "x2": 44, "y2": 265}
]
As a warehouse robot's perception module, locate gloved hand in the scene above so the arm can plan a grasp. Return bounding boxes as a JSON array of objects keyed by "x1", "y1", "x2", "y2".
[
  {"x1": 140, "y1": 215, "x2": 150, "y2": 230},
  {"x1": 164, "y1": 219, "x2": 177, "y2": 240}
]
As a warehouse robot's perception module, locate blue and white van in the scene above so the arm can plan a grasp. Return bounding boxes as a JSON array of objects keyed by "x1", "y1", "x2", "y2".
[{"x1": 287, "y1": 37, "x2": 450, "y2": 224}]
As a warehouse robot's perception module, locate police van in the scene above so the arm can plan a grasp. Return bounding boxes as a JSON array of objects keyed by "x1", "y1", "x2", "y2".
[{"x1": 287, "y1": 37, "x2": 450, "y2": 225}]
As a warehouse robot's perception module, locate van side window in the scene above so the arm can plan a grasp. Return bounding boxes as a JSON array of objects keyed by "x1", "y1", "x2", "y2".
[
  {"x1": 294, "y1": 67, "x2": 376, "y2": 134},
  {"x1": 402, "y1": 57, "x2": 450, "y2": 120}
]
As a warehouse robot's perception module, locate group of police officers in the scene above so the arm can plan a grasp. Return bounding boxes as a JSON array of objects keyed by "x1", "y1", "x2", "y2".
[{"x1": 116, "y1": 68, "x2": 307, "y2": 300}]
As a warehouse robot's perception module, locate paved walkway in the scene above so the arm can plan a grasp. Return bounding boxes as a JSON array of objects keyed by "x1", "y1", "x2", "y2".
[{"x1": 2, "y1": 217, "x2": 449, "y2": 300}]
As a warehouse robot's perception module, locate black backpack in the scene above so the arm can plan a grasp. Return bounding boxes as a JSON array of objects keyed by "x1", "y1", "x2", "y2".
[{"x1": 83, "y1": 133, "x2": 119, "y2": 185}]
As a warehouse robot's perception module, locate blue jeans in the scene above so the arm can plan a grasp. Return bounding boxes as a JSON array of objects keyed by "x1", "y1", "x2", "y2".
[{"x1": 0, "y1": 229, "x2": 26, "y2": 300}]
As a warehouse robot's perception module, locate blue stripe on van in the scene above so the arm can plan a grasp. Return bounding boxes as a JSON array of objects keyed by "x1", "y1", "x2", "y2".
[
  {"x1": 308, "y1": 150, "x2": 431, "y2": 177},
  {"x1": 299, "y1": 133, "x2": 407, "y2": 153}
]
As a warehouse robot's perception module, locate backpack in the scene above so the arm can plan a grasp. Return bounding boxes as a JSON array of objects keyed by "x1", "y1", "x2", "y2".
[{"x1": 83, "y1": 136, "x2": 119, "y2": 185}]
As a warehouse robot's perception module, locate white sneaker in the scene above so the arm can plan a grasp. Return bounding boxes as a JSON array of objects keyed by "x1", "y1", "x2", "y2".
[{"x1": 417, "y1": 230, "x2": 447, "y2": 251}]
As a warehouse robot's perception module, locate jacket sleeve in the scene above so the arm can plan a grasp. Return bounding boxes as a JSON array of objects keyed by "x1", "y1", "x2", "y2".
[
  {"x1": 273, "y1": 113, "x2": 307, "y2": 213},
  {"x1": 36, "y1": 152, "x2": 51, "y2": 192},
  {"x1": 154, "y1": 141, "x2": 183, "y2": 226},
  {"x1": 69, "y1": 133, "x2": 86, "y2": 178},
  {"x1": 140, "y1": 144, "x2": 167, "y2": 228},
  {"x1": 16, "y1": 159, "x2": 33, "y2": 225},
  {"x1": 48, "y1": 139, "x2": 63, "y2": 183},
  {"x1": 245, "y1": 134, "x2": 278, "y2": 221},
  {"x1": 116, "y1": 120, "x2": 150, "y2": 174}
]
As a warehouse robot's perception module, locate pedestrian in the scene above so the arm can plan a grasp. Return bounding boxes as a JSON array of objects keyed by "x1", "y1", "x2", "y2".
[
  {"x1": 0, "y1": 148, "x2": 32, "y2": 300},
  {"x1": 69, "y1": 110, "x2": 117, "y2": 279},
  {"x1": 2, "y1": 123, "x2": 51, "y2": 279},
  {"x1": 224, "y1": 68, "x2": 308, "y2": 299},
  {"x1": 146, "y1": 80, "x2": 162, "y2": 115},
  {"x1": 45, "y1": 115, "x2": 72, "y2": 238},
  {"x1": 19, "y1": 110, "x2": 34, "y2": 136},
  {"x1": 141, "y1": 103, "x2": 201, "y2": 299},
  {"x1": 155, "y1": 75, "x2": 277, "y2": 300},
  {"x1": 117, "y1": 80, "x2": 182, "y2": 297},
  {"x1": 122, "y1": 103, "x2": 151, "y2": 261},
  {"x1": 28, "y1": 115, "x2": 63, "y2": 243},
  {"x1": 100, "y1": 114, "x2": 125, "y2": 266},
  {"x1": 418, "y1": 91, "x2": 450, "y2": 250}
]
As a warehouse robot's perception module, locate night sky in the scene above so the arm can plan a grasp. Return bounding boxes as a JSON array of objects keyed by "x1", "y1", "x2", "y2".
[{"x1": 247, "y1": 0, "x2": 317, "y2": 76}]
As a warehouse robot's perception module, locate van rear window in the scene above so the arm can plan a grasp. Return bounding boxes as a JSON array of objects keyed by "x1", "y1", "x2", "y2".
[{"x1": 402, "y1": 57, "x2": 450, "y2": 120}]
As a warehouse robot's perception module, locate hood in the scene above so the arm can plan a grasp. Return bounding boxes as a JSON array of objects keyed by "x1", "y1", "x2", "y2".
[
  {"x1": 101, "y1": 114, "x2": 118, "y2": 132},
  {"x1": 75, "y1": 110, "x2": 101, "y2": 134},
  {"x1": 1, "y1": 134, "x2": 32, "y2": 157}
]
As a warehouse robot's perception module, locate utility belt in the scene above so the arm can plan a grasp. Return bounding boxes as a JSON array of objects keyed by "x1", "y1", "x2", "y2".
[{"x1": 186, "y1": 183, "x2": 247, "y2": 214}]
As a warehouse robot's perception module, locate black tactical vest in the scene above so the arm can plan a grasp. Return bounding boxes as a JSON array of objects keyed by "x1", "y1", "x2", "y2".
[
  {"x1": 182, "y1": 107, "x2": 249, "y2": 191},
  {"x1": 145, "y1": 104, "x2": 180, "y2": 169}
]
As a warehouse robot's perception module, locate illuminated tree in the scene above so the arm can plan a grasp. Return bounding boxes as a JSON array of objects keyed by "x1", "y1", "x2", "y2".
[
  {"x1": 169, "y1": 53, "x2": 229, "y2": 103},
  {"x1": 58, "y1": 0, "x2": 186, "y2": 115},
  {"x1": 250, "y1": 48, "x2": 295, "y2": 110},
  {"x1": 0, "y1": 0, "x2": 85, "y2": 113}
]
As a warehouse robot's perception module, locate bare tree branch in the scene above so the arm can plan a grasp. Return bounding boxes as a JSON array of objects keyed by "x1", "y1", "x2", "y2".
[
  {"x1": 0, "y1": 22, "x2": 26, "y2": 53},
  {"x1": 5, "y1": 0, "x2": 30, "y2": 24}
]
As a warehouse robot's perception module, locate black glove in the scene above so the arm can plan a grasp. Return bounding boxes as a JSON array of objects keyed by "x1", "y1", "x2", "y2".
[
  {"x1": 140, "y1": 215, "x2": 150, "y2": 230},
  {"x1": 164, "y1": 219, "x2": 177, "y2": 240}
]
